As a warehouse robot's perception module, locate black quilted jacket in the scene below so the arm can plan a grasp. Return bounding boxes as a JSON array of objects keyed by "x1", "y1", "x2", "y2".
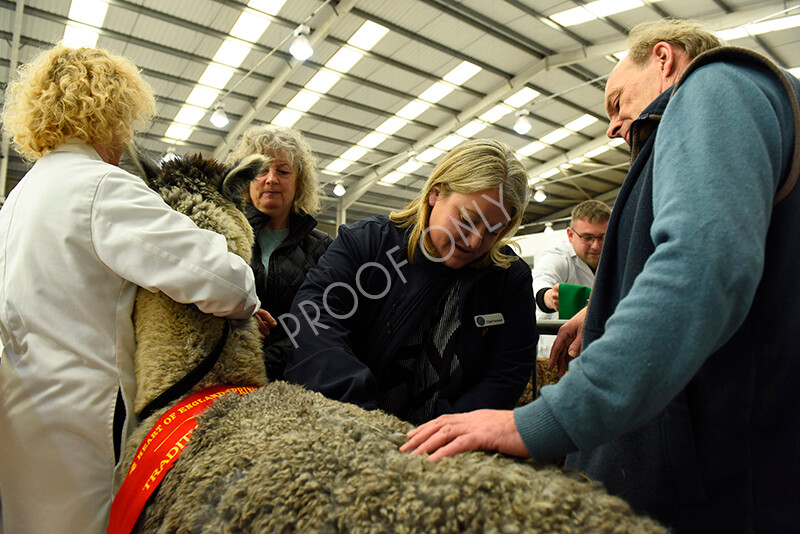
[{"x1": 247, "y1": 205, "x2": 333, "y2": 379}]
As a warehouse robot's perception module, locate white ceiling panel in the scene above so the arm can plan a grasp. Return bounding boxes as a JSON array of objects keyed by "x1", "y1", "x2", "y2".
[{"x1": 2, "y1": 0, "x2": 799, "y2": 233}]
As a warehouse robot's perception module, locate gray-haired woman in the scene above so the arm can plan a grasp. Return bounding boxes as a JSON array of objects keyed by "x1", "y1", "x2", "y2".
[{"x1": 228, "y1": 125, "x2": 333, "y2": 380}]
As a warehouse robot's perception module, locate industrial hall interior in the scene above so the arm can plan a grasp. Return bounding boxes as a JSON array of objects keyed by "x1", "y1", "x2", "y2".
[
  {"x1": 1, "y1": 0, "x2": 800, "y2": 533},
  {"x1": 2, "y1": 0, "x2": 798, "y2": 238}
]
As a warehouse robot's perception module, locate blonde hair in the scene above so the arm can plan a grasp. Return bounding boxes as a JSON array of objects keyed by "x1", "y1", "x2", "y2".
[
  {"x1": 226, "y1": 124, "x2": 322, "y2": 216},
  {"x1": 2, "y1": 44, "x2": 155, "y2": 161},
  {"x1": 390, "y1": 139, "x2": 530, "y2": 269},
  {"x1": 571, "y1": 199, "x2": 611, "y2": 225},
  {"x1": 627, "y1": 19, "x2": 724, "y2": 66}
]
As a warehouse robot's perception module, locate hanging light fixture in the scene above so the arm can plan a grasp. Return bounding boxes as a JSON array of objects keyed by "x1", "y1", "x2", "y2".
[
  {"x1": 544, "y1": 222, "x2": 554, "y2": 234},
  {"x1": 513, "y1": 109, "x2": 532, "y2": 135},
  {"x1": 533, "y1": 186, "x2": 547, "y2": 203},
  {"x1": 333, "y1": 179, "x2": 346, "y2": 197},
  {"x1": 160, "y1": 146, "x2": 179, "y2": 165},
  {"x1": 289, "y1": 24, "x2": 314, "y2": 61},
  {"x1": 210, "y1": 102, "x2": 229, "y2": 128}
]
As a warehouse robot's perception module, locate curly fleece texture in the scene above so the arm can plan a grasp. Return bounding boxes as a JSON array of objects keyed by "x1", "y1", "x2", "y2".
[
  {"x1": 121, "y1": 152, "x2": 666, "y2": 533},
  {"x1": 126, "y1": 382, "x2": 665, "y2": 533}
]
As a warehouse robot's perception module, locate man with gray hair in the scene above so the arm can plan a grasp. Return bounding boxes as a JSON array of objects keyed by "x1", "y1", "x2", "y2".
[
  {"x1": 532, "y1": 199, "x2": 611, "y2": 321},
  {"x1": 403, "y1": 18, "x2": 800, "y2": 531}
]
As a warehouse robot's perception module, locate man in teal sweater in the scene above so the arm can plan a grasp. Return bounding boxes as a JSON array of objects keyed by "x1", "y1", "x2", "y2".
[{"x1": 402, "y1": 19, "x2": 800, "y2": 531}]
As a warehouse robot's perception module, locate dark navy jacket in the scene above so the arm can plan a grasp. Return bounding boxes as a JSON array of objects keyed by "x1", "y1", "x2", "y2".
[
  {"x1": 284, "y1": 215, "x2": 537, "y2": 422},
  {"x1": 569, "y1": 48, "x2": 800, "y2": 532}
]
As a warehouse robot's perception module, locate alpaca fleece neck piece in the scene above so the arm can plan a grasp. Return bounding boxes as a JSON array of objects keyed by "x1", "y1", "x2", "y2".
[{"x1": 108, "y1": 385, "x2": 259, "y2": 534}]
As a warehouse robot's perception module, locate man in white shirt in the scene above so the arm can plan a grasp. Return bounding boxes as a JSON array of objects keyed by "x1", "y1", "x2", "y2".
[{"x1": 532, "y1": 200, "x2": 611, "y2": 321}]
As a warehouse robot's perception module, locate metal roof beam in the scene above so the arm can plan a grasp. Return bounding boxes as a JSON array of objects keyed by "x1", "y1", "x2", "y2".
[{"x1": 213, "y1": 0, "x2": 358, "y2": 158}]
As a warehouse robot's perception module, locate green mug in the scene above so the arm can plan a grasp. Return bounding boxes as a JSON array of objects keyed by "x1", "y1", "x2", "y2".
[{"x1": 558, "y1": 283, "x2": 591, "y2": 320}]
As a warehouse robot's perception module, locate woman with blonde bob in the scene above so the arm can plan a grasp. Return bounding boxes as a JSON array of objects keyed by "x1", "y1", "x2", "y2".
[
  {"x1": 0, "y1": 45, "x2": 272, "y2": 533},
  {"x1": 227, "y1": 125, "x2": 333, "y2": 380},
  {"x1": 285, "y1": 139, "x2": 537, "y2": 425}
]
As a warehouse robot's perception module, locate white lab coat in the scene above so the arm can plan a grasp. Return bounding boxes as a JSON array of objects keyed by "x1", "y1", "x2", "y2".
[
  {"x1": 531, "y1": 240, "x2": 596, "y2": 359},
  {"x1": 531, "y1": 240, "x2": 596, "y2": 321},
  {"x1": 0, "y1": 141, "x2": 260, "y2": 533}
]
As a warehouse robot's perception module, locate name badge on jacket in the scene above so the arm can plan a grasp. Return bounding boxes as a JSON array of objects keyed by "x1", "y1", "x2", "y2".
[{"x1": 474, "y1": 313, "x2": 504, "y2": 327}]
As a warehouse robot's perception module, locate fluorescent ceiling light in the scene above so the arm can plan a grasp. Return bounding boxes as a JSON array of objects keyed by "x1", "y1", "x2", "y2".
[
  {"x1": 565, "y1": 114, "x2": 599, "y2": 132},
  {"x1": 285, "y1": 90, "x2": 320, "y2": 112},
  {"x1": 68, "y1": 0, "x2": 108, "y2": 27},
  {"x1": 719, "y1": 14, "x2": 800, "y2": 40},
  {"x1": 63, "y1": 23, "x2": 99, "y2": 48},
  {"x1": 357, "y1": 132, "x2": 388, "y2": 149},
  {"x1": 230, "y1": 11, "x2": 271, "y2": 43},
  {"x1": 305, "y1": 70, "x2": 340, "y2": 94},
  {"x1": 716, "y1": 27, "x2": 749, "y2": 41},
  {"x1": 164, "y1": 123, "x2": 193, "y2": 141},
  {"x1": 569, "y1": 157, "x2": 586, "y2": 165},
  {"x1": 381, "y1": 172, "x2": 405, "y2": 184},
  {"x1": 186, "y1": 86, "x2": 220, "y2": 108},
  {"x1": 443, "y1": 61, "x2": 481, "y2": 85},
  {"x1": 416, "y1": 148, "x2": 444, "y2": 163},
  {"x1": 550, "y1": 0, "x2": 652, "y2": 27},
  {"x1": 174, "y1": 104, "x2": 206, "y2": 126},
  {"x1": 396, "y1": 100, "x2": 430, "y2": 120},
  {"x1": 418, "y1": 82, "x2": 454, "y2": 104},
  {"x1": 214, "y1": 39, "x2": 251, "y2": 68},
  {"x1": 397, "y1": 159, "x2": 423, "y2": 174},
  {"x1": 325, "y1": 159, "x2": 351, "y2": 173},
  {"x1": 516, "y1": 141, "x2": 546, "y2": 157},
  {"x1": 584, "y1": 145, "x2": 611, "y2": 158},
  {"x1": 456, "y1": 120, "x2": 487, "y2": 138},
  {"x1": 434, "y1": 134, "x2": 466, "y2": 151},
  {"x1": 198, "y1": 64, "x2": 235, "y2": 89},
  {"x1": 550, "y1": 7, "x2": 594, "y2": 27},
  {"x1": 534, "y1": 187, "x2": 547, "y2": 202},
  {"x1": 560, "y1": 163, "x2": 573, "y2": 169},
  {"x1": 325, "y1": 48, "x2": 363, "y2": 73},
  {"x1": 348, "y1": 20, "x2": 389, "y2": 51},
  {"x1": 587, "y1": 0, "x2": 644, "y2": 18},
  {"x1": 539, "y1": 168, "x2": 560, "y2": 179},
  {"x1": 248, "y1": 0, "x2": 287, "y2": 16},
  {"x1": 271, "y1": 108, "x2": 302, "y2": 127},
  {"x1": 340, "y1": 146, "x2": 369, "y2": 162},
  {"x1": 540, "y1": 128, "x2": 571, "y2": 145},
  {"x1": 748, "y1": 14, "x2": 800, "y2": 34},
  {"x1": 479, "y1": 104, "x2": 513, "y2": 123},
  {"x1": 503, "y1": 87, "x2": 540, "y2": 108},
  {"x1": 375, "y1": 117, "x2": 408, "y2": 135},
  {"x1": 608, "y1": 137, "x2": 627, "y2": 147},
  {"x1": 789, "y1": 67, "x2": 800, "y2": 78}
]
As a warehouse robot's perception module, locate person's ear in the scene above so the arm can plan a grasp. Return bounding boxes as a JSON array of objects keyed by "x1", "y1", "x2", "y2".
[
  {"x1": 653, "y1": 42, "x2": 676, "y2": 76},
  {"x1": 566, "y1": 226, "x2": 574, "y2": 242},
  {"x1": 428, "y1": 186, "x2": 440, "y2": 207}
]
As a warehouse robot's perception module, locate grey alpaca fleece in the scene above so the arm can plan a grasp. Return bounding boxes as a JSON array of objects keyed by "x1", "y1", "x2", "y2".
[
  {"x1": 126, "y1": 381, "x2": 666, "y2": 533},
  {"x1": 120, "y1": 151, "x2": 666, "y2": 533}
]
